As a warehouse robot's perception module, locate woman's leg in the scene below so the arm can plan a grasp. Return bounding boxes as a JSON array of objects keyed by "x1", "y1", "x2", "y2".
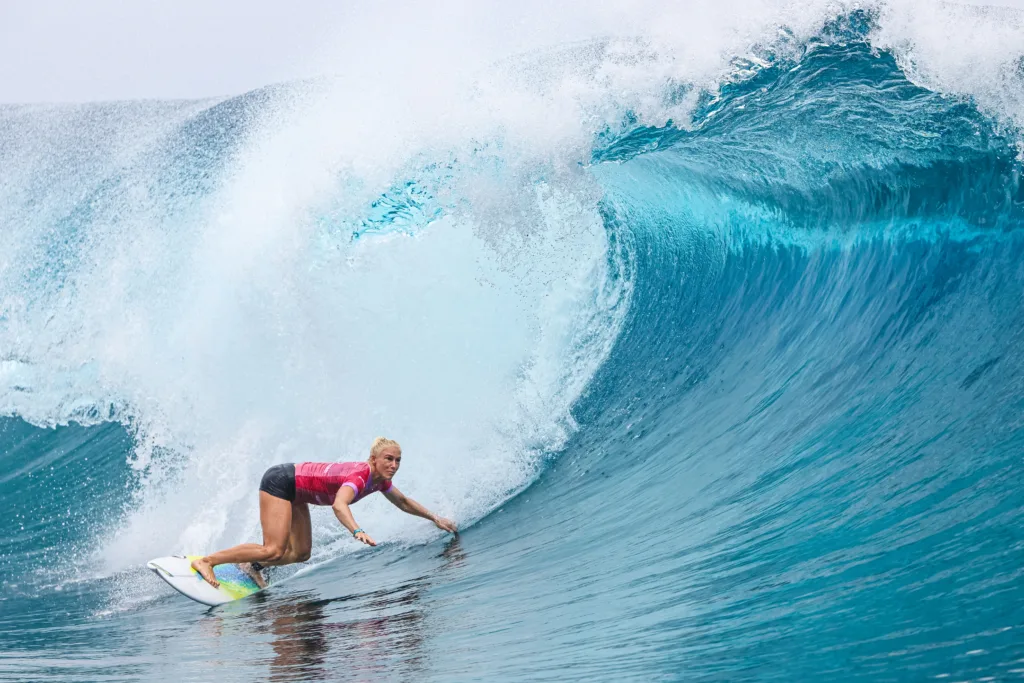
[
  {"x1": 262, "y1": 502, "x2": 312, "y2": 566},
  {"x1": 191, "y1": 491, "x2": 293, "y2": 587}
]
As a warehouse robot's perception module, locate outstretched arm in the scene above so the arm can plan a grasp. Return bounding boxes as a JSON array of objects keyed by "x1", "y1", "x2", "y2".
[
  {"x1": 384, "y1": 486, "x2": 458, "y2": 533},
  {"x1": 333, "y1": 485, "x2": 376, "y2": 546}
]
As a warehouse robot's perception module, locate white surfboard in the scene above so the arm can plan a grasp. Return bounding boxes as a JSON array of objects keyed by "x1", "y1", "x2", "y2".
[{"x1": 147, "y1": 555, "x2": 265, "y2": 607}]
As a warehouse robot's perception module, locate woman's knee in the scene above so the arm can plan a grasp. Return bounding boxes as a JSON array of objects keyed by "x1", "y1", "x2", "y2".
[
  {"x1": 296, "y1": 548, "x2": 311, "y2": 563},
  {"x1": 262, "y1": 544, "x2": 287, "y2": 562}
]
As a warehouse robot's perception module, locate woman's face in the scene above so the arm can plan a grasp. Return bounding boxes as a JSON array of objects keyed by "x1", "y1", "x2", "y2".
[{"x1": 372, "y1": 446, "x2": 402, "y2": 480}]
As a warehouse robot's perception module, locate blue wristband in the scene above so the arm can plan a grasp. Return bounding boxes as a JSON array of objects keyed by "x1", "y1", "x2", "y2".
[{"x1": 352, "y1": 528, "x2": 364, "y2": 537}]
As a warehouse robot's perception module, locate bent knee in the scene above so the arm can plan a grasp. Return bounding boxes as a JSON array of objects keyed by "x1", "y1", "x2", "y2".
[
  {"x1": 296, "y1": 549, "x2": 311, "y2": 563},
  {"x1": 262, "y1": 545, "x2": 287, "y2": 562}
]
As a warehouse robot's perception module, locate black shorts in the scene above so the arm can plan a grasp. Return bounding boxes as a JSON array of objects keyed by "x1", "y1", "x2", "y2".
[{"x1": 259, "y1": 463, "x2": 296, "y2": 502}]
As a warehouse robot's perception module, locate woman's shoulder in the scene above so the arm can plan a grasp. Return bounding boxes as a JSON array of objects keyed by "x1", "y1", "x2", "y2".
[
  {"x1": 334, "y1": 461, "x2": 370, "y2": 476},
  {"x1": 296, "y1": 461, "x2": 367, "y2": 476}
]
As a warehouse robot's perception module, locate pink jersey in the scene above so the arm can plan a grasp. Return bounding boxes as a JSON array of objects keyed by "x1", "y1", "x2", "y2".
[{"x1": 294, "y1": 461, "x2": 393, "y2": 506}]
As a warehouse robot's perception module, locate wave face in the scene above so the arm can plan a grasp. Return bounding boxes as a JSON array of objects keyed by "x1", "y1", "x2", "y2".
[{"x1": 2, "y1": 7, "x2": 1024, "y2": 682}]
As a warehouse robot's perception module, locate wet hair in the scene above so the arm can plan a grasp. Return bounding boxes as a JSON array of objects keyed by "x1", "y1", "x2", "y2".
[{"x1": 370, "y1": 437, "x2": 401, "y2": 459}]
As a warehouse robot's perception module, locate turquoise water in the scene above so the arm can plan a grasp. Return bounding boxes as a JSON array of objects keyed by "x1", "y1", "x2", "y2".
[{"x1": 2, "y1": 10, "x2": 1024, "y2": 682}]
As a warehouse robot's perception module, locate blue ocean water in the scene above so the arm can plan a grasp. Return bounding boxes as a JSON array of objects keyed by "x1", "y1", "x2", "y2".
[{"x1": 2, "y1": 10, "x2": 1023, "y2": 682}]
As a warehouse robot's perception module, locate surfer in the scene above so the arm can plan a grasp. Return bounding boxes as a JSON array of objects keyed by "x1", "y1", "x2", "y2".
[{"x1": 191, "y1": 437, "x2": 457, "y2": 588}]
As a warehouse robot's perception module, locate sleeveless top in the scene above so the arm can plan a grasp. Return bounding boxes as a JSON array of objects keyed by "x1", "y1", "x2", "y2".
[{"x1": 293, "y1": 461, "x2": 393, "y2": 506}]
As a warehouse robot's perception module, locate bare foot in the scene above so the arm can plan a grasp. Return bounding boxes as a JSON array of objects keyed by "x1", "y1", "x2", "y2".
[
  {"x1": 238, "y1": 562, "x2": 268, "y2": 589},
  {"x1": 191, "y1": 557, "x2": 220, "y2": 588}
]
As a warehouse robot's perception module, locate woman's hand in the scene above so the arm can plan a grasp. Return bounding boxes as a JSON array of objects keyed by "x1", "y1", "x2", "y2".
[
  {"x1": 354, "y1": 531, "x2": 377, "y2": 546},
  {"x1": 433, "y1": 516, "x2": 458, "y2": 533}
]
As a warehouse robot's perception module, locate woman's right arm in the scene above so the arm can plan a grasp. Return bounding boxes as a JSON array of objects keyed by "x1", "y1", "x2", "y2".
[{"x1": 332, "y1": 486, "x2": 377, "y2": 546}]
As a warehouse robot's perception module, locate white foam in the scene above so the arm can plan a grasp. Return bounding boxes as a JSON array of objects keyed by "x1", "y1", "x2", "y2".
[{"x1": 872, "y1": 1, "x2": 1024, "y2": 138}]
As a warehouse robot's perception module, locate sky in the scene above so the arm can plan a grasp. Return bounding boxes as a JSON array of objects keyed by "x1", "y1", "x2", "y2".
[
  {"x1": 0, "y1": 0, "x2": 621, "y2": 104},
  {"x1": 1, "y1": 0, "x2": 1022, "y2": 105},
  {"x1": 0, "y1": 1, "x2": 350, "y2": 103}
]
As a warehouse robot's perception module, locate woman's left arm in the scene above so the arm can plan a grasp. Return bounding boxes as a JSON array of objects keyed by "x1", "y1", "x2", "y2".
[{"x1": 384, "y1": 486, "x2": 458, "y2": 533}]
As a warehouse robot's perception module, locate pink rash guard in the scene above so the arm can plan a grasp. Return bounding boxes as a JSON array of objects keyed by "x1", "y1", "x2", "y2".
[{"x1": 293, "y1": 461, "x2": 393, "y2": 506}]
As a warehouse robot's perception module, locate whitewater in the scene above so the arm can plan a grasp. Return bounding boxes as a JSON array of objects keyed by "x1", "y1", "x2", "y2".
[{"x1": 1, "y1": 1, "x2": 1023, "y2": 680}]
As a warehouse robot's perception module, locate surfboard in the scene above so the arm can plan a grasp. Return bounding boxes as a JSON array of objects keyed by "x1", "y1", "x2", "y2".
[{"x1": 146, "y1": 555, "x2": 266, "y2": 606}]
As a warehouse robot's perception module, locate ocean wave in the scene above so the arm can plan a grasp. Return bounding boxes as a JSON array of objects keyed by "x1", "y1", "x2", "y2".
[{"x1": 1, "y1": 6, "x2": 1023, "y2": 681}]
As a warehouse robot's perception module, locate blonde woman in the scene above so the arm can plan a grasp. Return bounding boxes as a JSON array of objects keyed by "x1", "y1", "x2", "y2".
[{"x1": 192, "y1": 437, "x2": 457, "y2": 588}]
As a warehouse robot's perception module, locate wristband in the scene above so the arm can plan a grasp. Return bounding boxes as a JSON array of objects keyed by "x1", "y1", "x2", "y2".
[{"x1": 352, "y1": 528, "x2": 365, "y2": 537}]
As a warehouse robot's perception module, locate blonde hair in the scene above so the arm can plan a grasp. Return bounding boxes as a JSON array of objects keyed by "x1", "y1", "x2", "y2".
[{"x1": 370, "y1": 436, "x2": 401, "y2": 459}]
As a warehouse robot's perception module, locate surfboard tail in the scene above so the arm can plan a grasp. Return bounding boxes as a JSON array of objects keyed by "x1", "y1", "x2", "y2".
[{"x1": 147, "y1": 555, "x2": 264, "y2": 606}]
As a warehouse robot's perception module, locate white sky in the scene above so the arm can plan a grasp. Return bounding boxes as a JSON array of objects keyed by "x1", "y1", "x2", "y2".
[
  {"x1": 1, "y1": 0, "x2": 1022, "y2": 104},
  {"x1": 0, "y1": 0, "x2": 624, "y2": 104},
  {"x1": 0, "y1": 1, "x2": 352, "y2": 103}
]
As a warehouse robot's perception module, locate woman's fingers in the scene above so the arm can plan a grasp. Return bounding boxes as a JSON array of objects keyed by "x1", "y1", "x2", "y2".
[
  {"x1": 356, "y1": 532, "x2": 377, "y2": 546},
  {"x1": 435, "y1": 517, "x2": 458, "y2": 532}
]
